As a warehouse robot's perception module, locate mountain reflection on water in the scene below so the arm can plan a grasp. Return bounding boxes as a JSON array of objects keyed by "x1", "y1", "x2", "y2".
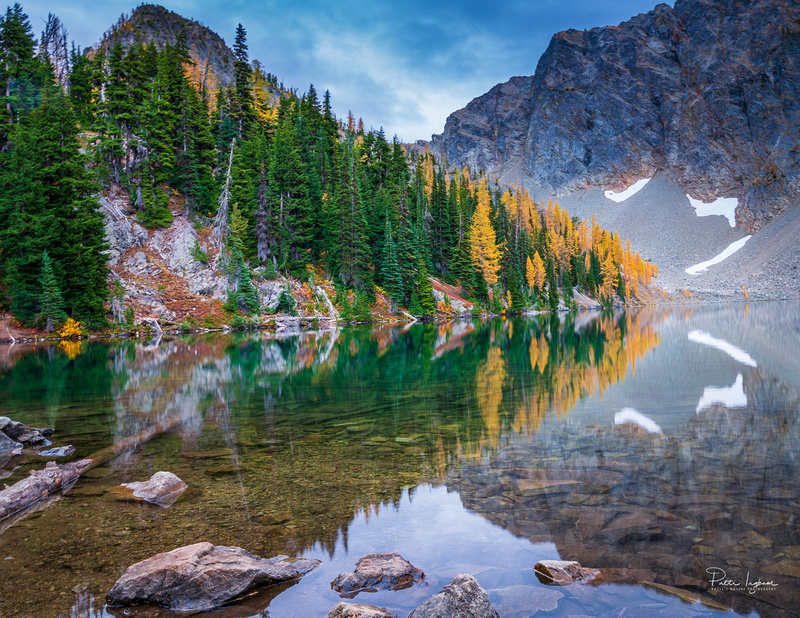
[{"x1": 0, "y1": 303, "x2": 797, "y2": 617}]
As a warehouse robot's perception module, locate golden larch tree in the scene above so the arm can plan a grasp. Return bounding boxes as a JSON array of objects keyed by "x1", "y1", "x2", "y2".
[
  {"x1": 470, "y1": 179, "x2": 502, "y2": 286},
  {"x1": 531, "y1": 251, "x2": 546, "y2": 290}
]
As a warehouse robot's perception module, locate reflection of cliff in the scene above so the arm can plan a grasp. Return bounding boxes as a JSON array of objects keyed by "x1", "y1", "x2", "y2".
[
  {"x1": 448, "y1": 368, "x2": 800, "y2": 617},
  {"x1": 473, "y1": 312, "x2": 662, "y2": 447}
]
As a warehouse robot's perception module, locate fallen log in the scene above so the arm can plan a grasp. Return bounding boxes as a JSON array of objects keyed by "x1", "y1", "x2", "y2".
[
  {"x1": 84, "y1": 413, "x2": 185, "y2": 470},
  {"x1": 0, "y1": 459, "x2": 92, "y2": 521}
]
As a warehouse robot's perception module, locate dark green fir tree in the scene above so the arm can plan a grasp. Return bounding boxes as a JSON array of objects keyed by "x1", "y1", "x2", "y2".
[{"x1": 37, "y1": 250, "x2": 67, "y2": 332}]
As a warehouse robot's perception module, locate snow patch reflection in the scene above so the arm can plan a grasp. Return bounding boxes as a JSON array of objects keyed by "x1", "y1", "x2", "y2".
[
  {"x1": 614, "y1": 408, "x2": 662, "y2": 433},
  {"x1": 688, "y1": 330, "x2": 757, "y2": 367},
  {"x1": 696, "y1": 374, "x2": 747, "y2": 413}
]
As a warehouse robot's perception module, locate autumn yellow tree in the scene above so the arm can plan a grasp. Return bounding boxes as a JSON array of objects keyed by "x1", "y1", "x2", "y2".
[
  {"x1": 528, "y1": 251, "x2": 546, "y2": 291},
  {"x1": 526, "y1": 256, "x2": 536, "y2": 289},
  {"x1": 600, "y1": 252, "x2": 619, "y2": 299},
  {"x1": 470, "y1": 178, "x2": 502, "y2": 286}
]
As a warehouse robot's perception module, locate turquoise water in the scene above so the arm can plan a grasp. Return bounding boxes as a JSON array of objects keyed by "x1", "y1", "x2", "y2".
[{"x1": 0, "y1": 304, "x2": 798, "y2": 617}]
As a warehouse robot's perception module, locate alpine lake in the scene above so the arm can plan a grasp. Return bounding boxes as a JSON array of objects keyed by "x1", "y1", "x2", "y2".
[{"x1": 0, "y1": 302, "x2": 799, "y2": 618}]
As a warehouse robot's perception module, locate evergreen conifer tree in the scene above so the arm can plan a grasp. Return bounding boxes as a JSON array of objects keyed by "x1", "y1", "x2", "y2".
[
  {"x1": 380, "y1": 214, "x2": 404, "y2": 305},
  {"x1": 37, "y1": 249, "x2": 66, "y2": 332},
  {"x1": 0, "y1": 87, "x2": 109, "y2": 325}
]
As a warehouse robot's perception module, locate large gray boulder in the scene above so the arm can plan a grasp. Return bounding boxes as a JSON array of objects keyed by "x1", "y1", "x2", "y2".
[
  {"x1": 409, "y1": 574, "x2": 499, "y2": 618},
  {"x1": 332, "y1": 552, "x2": 424, "y2": 598},
  {"x1": 106, "y1": 542, "x2": 320, "y2": 612}
]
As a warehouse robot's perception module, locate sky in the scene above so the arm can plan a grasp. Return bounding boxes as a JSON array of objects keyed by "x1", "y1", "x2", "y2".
[{"x1": 17, "y1": 0, "x2": 667, "y2": 142}]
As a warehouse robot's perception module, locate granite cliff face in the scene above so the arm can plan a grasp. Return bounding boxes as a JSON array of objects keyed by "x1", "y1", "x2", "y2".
[{"x1": 429, "y1": 0, "x2": 800, "y2": 230}]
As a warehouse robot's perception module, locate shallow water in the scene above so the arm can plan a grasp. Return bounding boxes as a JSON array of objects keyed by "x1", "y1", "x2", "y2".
[{"x1": 0, "y1": 303, "x2": 798, "y2": 617}]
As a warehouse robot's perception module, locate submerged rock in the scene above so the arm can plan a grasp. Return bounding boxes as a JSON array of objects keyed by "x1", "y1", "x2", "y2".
[
  {"x1": 488, "y1": 585, "x2": 563, "y2": 617},
  {"x1": 533, "y1": 560, "x2": 600, "y2": 586},
  {"x1": 120, "y1": 471, "x2": 187, "y2": 507},
  {"x1": 332, "y1": 552, "x2": 424, "y2": 598},
  {"x1": 39, "y1": 445, "x2": 75, "y2": 457},
  {"x1": 106, "y1": 542, "x2": 320, "y2": 612},
  {"x1": 325, "y1": 602, "x2": 398, "y2": 618},
  {"x1": 409, "y1": 573, "x2": 499, "y2": 618}
]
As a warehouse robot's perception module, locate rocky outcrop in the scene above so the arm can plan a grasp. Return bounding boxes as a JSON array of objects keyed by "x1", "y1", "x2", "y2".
[
  {"x1": 0, "y1": 417, "x2": 53, "y2": 450},
  {"x1": 429, "y1": 0, "x2": 800, "y2": 230},
  {"x1": 106, "y1": 542, "x2": 320, "y2": 612},
  {"x1": 100, "y1": 191, "x2": 148, "y2": 267},
  {"x1": 409, "y1": 574, "x2": 499, "y2": 618},
  {"x1": 332, "y1": 553, "x2": 425, "y2": 598}
]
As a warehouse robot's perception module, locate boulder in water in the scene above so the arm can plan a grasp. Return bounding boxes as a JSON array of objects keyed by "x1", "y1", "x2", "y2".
[{"x1": 106, "y1": 542, "x2": 320, "y2": 612}]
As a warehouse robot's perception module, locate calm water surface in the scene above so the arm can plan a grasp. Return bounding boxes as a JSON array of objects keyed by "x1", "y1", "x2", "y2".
[{"x1": 0, "y1": 303, "x2": 798, "y2": 617}]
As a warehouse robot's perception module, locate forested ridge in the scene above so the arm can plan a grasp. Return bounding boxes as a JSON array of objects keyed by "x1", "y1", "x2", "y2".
[{"x1": 0, "y1": 3, "x2": 657, "y2": 332}]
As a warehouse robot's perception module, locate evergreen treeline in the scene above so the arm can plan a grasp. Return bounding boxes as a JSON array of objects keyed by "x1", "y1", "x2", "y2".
[{"x1": 0, "y1": 3, "x2": 656, "y2": 331}]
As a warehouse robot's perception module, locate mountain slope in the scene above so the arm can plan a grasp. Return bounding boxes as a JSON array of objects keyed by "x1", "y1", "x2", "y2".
[{"x1": 429, "y1": 0, "x2": 800, "y2": 232}]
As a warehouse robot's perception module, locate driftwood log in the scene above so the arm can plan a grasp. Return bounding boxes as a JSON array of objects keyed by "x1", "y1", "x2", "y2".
[{"x1": 0, "y1": 459, "x2": 92, "y2": 521}]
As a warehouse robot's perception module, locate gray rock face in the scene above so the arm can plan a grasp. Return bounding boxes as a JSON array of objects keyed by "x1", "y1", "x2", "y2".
[
  {"x1": 106, "y1": 542, "x2": 320, "y2": 612},
  {"x1": 332, "y1": 553, "x2": 425, "y2": 598},
  {"x1": 409, "y1": 574, "x2": 499, "y2": 618},
  {"x1": 430, "y1": 0, "x2": 800, "y2": 230},
  {"x1": 101, "y1": 194, "x2": 148, "y2": 267}
]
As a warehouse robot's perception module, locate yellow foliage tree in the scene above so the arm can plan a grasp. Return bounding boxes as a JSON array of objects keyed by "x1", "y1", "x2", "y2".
[
  {"x1": 530, "y1": 251, "x2": 546, "y2": 290},
  {"x1": 470, "y1": 179, "x2": 502, "y2": 286},
  {"x1": 58, "y1": 318, "x2": 81, "y2": 339},
  {"x1": 525, "y1": 256, "x2": 535, "y2": 289},
  {"x1": 600, "y1": 253, "x2": 619, "y2": 299}
]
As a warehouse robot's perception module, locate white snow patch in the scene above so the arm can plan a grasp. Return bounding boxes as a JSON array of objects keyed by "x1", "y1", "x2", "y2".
[
  {"x1": 604, "y1": 178, "x2": 651, "y2": 203},
  {"x1": 687, "y1": 195, "x2": 738, "y2": 227},
  {"x1": 696, "y1": 374, "x2": 747, "y2": 413},
  {"x1": 614, "y1": 408, "x2": 662, "y2": 433},
  {"x1": 687, "y1": 330, "x2": 758, "y2": 367},
  {"x1": 685, "y1": 236, "x2": 751, "y2": 274}
]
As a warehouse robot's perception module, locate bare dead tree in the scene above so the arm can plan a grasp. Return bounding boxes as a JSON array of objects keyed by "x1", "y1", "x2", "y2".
[{"x1": 39, "y1": 13, "x2": 70, "y2": 91}]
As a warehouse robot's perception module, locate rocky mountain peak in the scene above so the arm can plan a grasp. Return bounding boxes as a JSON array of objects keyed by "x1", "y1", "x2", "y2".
[
  {"x1": 91, "y1": 3, "x2": 236, "y2": 92},
  {"x1": 429, "y1": 0, "x2": 800, "y2": 231}
]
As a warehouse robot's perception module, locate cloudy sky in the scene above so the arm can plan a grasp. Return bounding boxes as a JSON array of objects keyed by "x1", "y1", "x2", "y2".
[{"x1": 19, "y1": 0, "x2": 665, "y2": 141}]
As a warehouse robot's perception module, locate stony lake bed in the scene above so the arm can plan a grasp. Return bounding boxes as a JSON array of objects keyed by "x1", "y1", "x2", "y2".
[{"x1": 0, "y1": 303, "x2": 798, "y2": 617}]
